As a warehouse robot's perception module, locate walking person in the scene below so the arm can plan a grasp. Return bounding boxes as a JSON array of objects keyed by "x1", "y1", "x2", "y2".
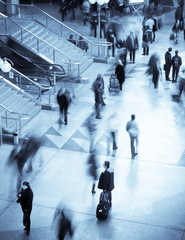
[
  {"x1": 77, "y1": 36, "x2": 89, "y2": 52},
  {"x1": 126, "y1": 31, "x2": 139, "y2": 64},
  {"x1": 172, "y1": 50, "x2": 182, "y2": 82},
  {"x1": 126, "y1": 114, "x2": 139, "y2": 159},
  {"x1": 82, "y1": 0, "x2": 90, "y2": 25},
  {"x1": 86, "y1": 113, "x2": 97, "y2": 153},
  {"x1": 107, "y1": 113, "x2": 120, "y2": 156},
  {"x1": 57, "y1": 88, "x2": 71, "y2": 126},
  {"x1": 60, "y1": 0, "x2": 67, "y2": 21},
  {"x1": 115, "y1": 59, "x2": 125, "y2": 90},
  {"x1": 87, "y1": 151, "x2": 98, "y2": 194},
  {"x1": 53, "y1": 204, "x2": 74, "y2": 240},
  {"x1": 107, "y1": 28, "x2": 115, "y2": 57},
  {"x1": 16, "y1": 181, "x2": 33, "y2": 235},
  {"x1": 164, "y1": 47, "x2": 172, "y2": 81},
  {"x1": 142, "y1": 26, "x2": 149, "y2": 56},
  {"x1": 98, "y1": 161, "x2": 114, "y2": 208},
  {"x1": 146, "y1": 53, "x2": 161, "y2": 89}
]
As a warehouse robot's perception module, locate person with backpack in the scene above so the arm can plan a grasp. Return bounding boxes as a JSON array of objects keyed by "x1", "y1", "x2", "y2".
[{"x1": 172, "y1": 50, "x2": 182, "y2": 83}]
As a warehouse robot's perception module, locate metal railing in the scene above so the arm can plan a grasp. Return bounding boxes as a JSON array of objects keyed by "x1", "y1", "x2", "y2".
[
  {"x1": 0, "y1": 2, "x2": 112, "y2": 58},
  {"x1": 0, "y1": 12, "x2": 81, "y2": 77},
  {"x1": 0, "y1": 103, "x2": 30, "y2": 140},
  {"x1": 0, "y1": 67, "x2": 52, "y2": 106}
]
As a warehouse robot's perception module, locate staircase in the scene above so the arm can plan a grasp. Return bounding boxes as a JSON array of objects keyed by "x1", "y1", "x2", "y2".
[
  {"x1": 11, "y1": 20, "x2": 94, "y2": 77},
  {"x1": 0, "y1": 78, "x2": 42, "y2": 134}
]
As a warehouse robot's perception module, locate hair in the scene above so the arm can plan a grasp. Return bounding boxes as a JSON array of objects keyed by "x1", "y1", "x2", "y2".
[
  {"x1": 175, "y1": 50, "x2": 178, "y2": 54},
  {"x1": 168, "y1": 47, "x2": 172, "y2": 52},
  {"x1": 131, "y1": 114, "x2": 135, "y2": 120},
  {"x1": 23, "y1": 181, "x2": 29, "y2": 187},
  {"x1": 104, "y1": 161, "x2": 110, "y2": 169}
]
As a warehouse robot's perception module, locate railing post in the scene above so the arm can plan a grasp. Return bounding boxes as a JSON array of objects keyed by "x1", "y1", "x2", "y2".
[
  {"x1": 21, "y1": 28, "x2": 23, "y2": 43},
  {"x1": 53, "y1": 72, "x2": 56, "y2": 93},
  {"x1": 46, "y1": 15, "x2": 48, "y2": 28},
  {"x1": 5, "y1": 19, "x2": 7, "y2": 35},
  {"x1": 37, "y1": 38, "x2": 39, "y2": 53},
  {"x1": 78, "y1": 64, "x2": 80, "y2": 78},
  {"x1": 39, "y1": 88, "x2": 41, "y2": 102},
  {"x1": 19, "y1": 114, "x2": 21, "y2": 135},
  {"x1": 5, "y1": 111, "x2": 8, "y2": 128},
  {"x1": 53, "y1": 49, "x2": 55, "y2": 63},
  {"x1": 0, "y1": 113, "x2": 2, "y2": 145},
  {"x1": 18, "y1": 4, "x2": 21, "y2": 18}
]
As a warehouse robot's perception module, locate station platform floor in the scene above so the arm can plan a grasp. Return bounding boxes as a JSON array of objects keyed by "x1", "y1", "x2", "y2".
[{"x1": 1, "y1": 3, "x2": 185, "y2": 240}]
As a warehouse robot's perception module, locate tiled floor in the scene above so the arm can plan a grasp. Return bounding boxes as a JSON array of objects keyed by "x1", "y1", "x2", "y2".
[{"x1": 1, "y1": 3, "x2": 185, "y2": 240}]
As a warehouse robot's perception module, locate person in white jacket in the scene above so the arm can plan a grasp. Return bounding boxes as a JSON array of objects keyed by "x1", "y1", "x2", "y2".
[{"x1": 126, "y1": 114, "x2": 139, "y2": 159}]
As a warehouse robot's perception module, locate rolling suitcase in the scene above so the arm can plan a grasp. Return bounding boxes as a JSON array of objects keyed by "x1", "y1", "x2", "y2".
[{"x1": 96, "y1": 191, "x2": 110, "y2": 220}]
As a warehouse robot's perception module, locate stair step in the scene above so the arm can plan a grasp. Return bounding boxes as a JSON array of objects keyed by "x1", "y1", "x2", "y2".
[{"x1": 0, "y1": 87, "x2": 13, "y2": 102}]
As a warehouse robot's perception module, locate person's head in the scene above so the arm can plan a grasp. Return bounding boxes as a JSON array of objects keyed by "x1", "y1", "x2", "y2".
[
  {"x1": 22, "y1": 181, "x2": 29, "y2": 190},
  {"x1": 96, "y1": 74, "x2": 103, "y2": 81},
  {"x1": 69, "y1": 34, "x2": 73, "y2": 39},
  {"x1": 79, "y1": 36, "x2": 83, "y2": 40},
  {"x1": 175, "y1": 50, "x2": 178, "y2": 55},
  {"x1": 131, "y1": 114, "x2": 135, "y2": 121},
  {"x1": 168, "y1": 47, "x2": 172, "y2": 52},
  {"x1": 103, "y1": 161, "x2": 110, "y2": 170}
]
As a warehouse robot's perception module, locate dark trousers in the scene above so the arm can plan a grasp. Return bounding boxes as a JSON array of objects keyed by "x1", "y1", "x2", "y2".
[
  {"x1": 129, "y1": 49, "x2": 136, "y2": 63},
  {"x1": 143, "y1": 47, "x2": 149, "y2": 55},
  {"x1": 91, "y1": 24, "x2": 97, "y2": 37},
  {"x1": 111, "y1": 132, "x2": 117, "y2": 150},
  {"x1": 165, "y1": 65, "x2": 171, "y2": 80},
  {"x1": 95, "y1": 102, "x2": 101, "y2": 118},
  {"x1": 100, "y1": 25, "x2": 106, "y2": 38},
  {"x1": 172, "y1": 66, "x2": 179, "y2": 82},
  {"x1": 22, "y1": 208, "x2": 32, "y2": 232},
  {"x1": 60, "y1": 107, "x2": 68, "y2": 124}
]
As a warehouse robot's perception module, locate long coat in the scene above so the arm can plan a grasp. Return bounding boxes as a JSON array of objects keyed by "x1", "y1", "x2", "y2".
[
  {"x1": 115, "y1": 64, "x2": 125, "y2": 84},
  {"x1": 98, "y1": 168, "x2": 114, "y2": 191},
  {"x1": 17, "y1": 186, "x2": 33, "y2": 212},
  {"x1": 126, "y1": 35, "x2": 138, "y2": 52}
]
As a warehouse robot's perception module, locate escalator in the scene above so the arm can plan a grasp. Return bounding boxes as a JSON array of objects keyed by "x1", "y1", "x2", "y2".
[{"x1": 0, "y1": 35, "x2": 67, "y2": 92}]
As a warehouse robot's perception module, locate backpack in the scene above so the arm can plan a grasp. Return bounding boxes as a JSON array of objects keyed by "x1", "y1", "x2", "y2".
[{"x1": 174, "y1": 57, "x2": 179, "y2": 67}]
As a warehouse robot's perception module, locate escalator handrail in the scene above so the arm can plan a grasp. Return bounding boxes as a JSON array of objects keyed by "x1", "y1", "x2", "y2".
[{"x1": 0, "y1": 13, "x2": 80, "y2": 64}]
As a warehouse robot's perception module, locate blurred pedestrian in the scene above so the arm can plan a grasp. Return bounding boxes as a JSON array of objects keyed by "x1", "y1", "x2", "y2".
[
  {"x1": 98, "y1": 161, "x2": 114, "y2": 208},
  {"x1": 92, "y1": 74, "x2": 105, "y2": 106},
  {"x1": 59, "y1": 0, "x2": 67, "y2": 21},
  {"x1": 107, "y1": 113, "x2": 120, "y2": 156},
  {"x1": 82, "y1": 0, "x2": 90, "y2": 25},
  {"x1": 115, "y1": 59, "x2": 125, "y2": 90},
  {"x1": 126, "y1": 114, "x2": 139, "y2": 159},
  {"x1": 146, "y1": 53, "x2": 161, "y2": 89},
  {"x1": 142, "y1": 26, "x2": 149, "y2": 56},
  {"x1": 145, "y1": 17, "x2": 154, "y2": 43},
  {"x1": 87, "y1": 151, "x2": 98, "y2": 194},
  {"x1": 86, "y1": 113, "x2": 97, "y2": 153},
  {"x1": 53, "y1": 204, "x2": 74, "y2": 240},
  {"x1": 172, "y1": 50, "x2": 182, "y2": 82},
  {"x1": 16, "y1": 181, "x2": 33, "y2": 235},
  {"x1": 126, "y1": 31, "x2": 139, "y2": 64},
  {"x1": 77, "y1": 36, "x2": 89, "y2": 52},
  {"x1": 57, "y1": 88, "x2": 71, "y2": 125},
  {"x1": 164, "y1": 47, "x2": 172, "y2": 81},
  {"x1": 107, "y1": 28, "x2": 115, "y2": 57},
  {"x1": 90, "y1": 11, "x2": 98, "y2": 37},
  {"x1": 100, "y1": 10, "x2": 108, "y2": 38}
]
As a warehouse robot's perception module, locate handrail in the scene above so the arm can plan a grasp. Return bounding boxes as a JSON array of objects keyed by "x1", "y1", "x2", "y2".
[
  {"x1": 0, "y1": 103, "x2": 30, "y2": 120},
  {"x1": 32, "y1": 7, "x2": 112, "y2": 48},
  {"x1": 0, "y1": 13, "x2": 80, "y2": 64}
]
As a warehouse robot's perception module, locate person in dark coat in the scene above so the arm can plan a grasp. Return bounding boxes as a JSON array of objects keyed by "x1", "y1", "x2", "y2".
[
  {"x1": 146, "y1": 53, "x2": 161, "y2": 89},
  {"x1": 17, "y1": 181, "x2": 33, "y2": 235},
  {"x1": 77, "y1": 36, "x2": 89, "y2": 52},
  {"x1": 164, "y1": 47, "x2": 172, "y2": 81},
  {"x1": 60, "y1": 0, "x2": 67, "y2": 21},
  {"x1": 171, "y1": 50, "x2": 182, "y2": 83},
  {"x1": 90, "y1": 11, "x2": 98, "y2": 38},
  {"x1": 115, "y1": 59, "x2": 125, "y2": 90},
  {"x1": 87, "y1": 151, "x2": 98, "y2": 194},
  {"x1": 98, "y1": 161, "x2": 114, "y2": 207},
  {"x1": 57, "y1": 88, "x2": 70, "y2": 125},
  {"x1": 126, "y1": 31, "x2": 139, "y2": 64},
  {"x1": 53, "y1": 205, "x2": 74, "y2": 240}
]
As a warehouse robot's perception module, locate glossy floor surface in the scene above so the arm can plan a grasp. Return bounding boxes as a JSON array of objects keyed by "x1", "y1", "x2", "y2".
[{"x1": 1, "y1": 3, "x2": 185, "y2": 240}]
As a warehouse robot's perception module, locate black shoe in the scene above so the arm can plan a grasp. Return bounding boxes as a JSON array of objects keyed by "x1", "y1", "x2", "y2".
[
  {"x1": 26, "y1": 231, "x2": 30, "y2": 235},
  {"x1": 91, "y1": 190, "x2": 96, "y2": 194},
  {"x1": 134, "y1": 153, "x2": 138, "y2": 157},
  {"x1": 96, "y1": 116, "x2": 102, "y2": 119}
]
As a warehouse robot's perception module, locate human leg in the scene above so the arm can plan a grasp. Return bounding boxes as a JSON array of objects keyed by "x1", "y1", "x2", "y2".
[{"x1": 130, "y1": 136, "x2": 135, "y2": 159}]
